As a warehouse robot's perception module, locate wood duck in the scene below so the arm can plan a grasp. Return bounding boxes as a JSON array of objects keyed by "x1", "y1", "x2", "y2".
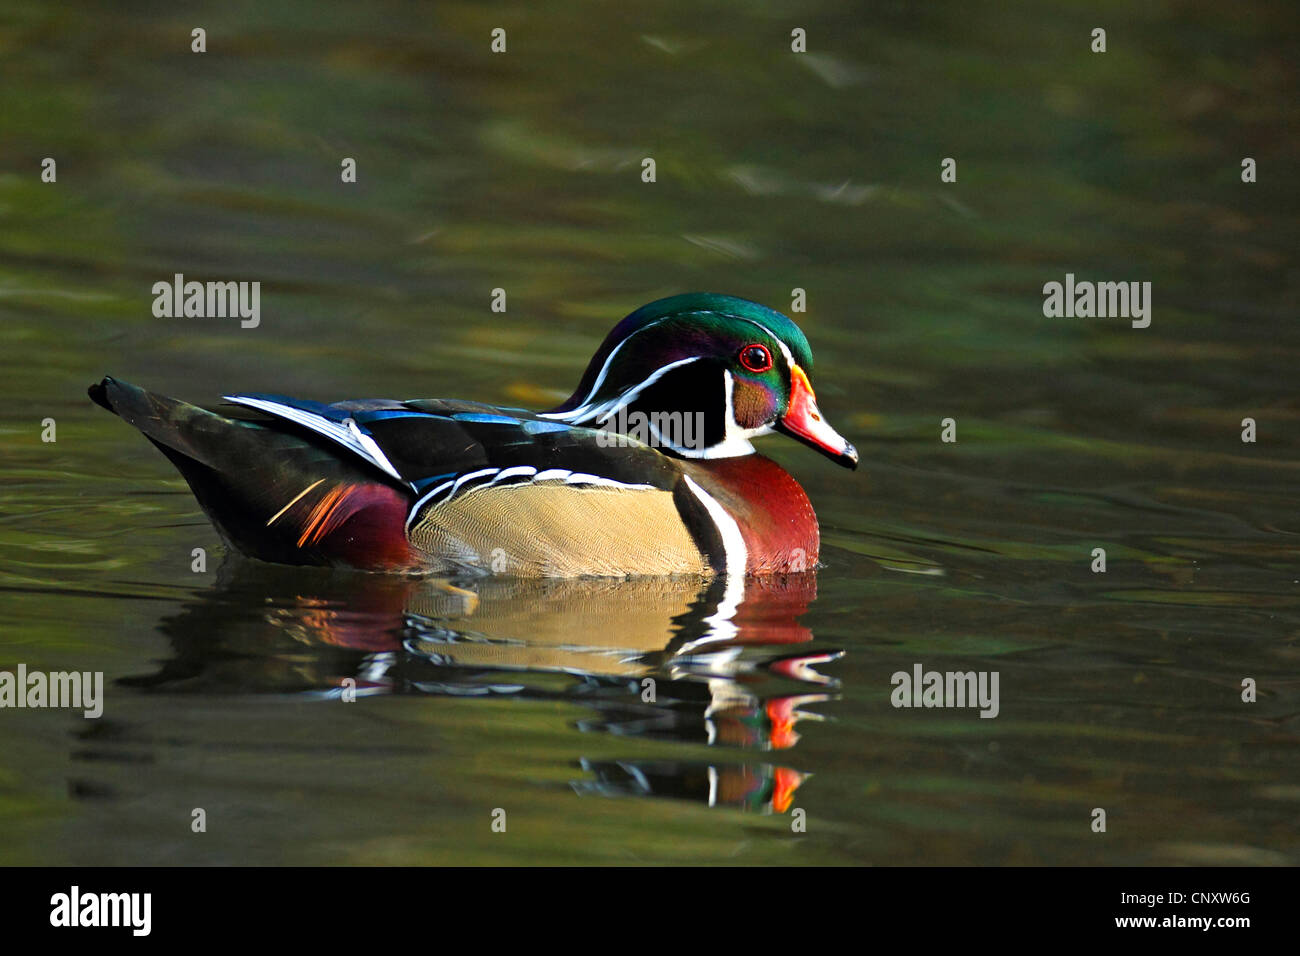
[{"x1": 89, "y1": 293, "x2": 857, "y2": 577}]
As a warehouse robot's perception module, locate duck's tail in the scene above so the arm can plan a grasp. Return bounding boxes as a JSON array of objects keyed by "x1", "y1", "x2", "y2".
[{"x1": 89, "y1": 377, "x2": 416, "y2": 569}]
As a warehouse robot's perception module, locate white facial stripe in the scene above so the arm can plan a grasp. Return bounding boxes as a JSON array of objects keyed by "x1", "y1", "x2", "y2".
[
  {"x1": 538, "y1": 311, "x2": 803, "y2": 460},
  {"x1": 564, "y1": 337, "x2": 631, "y2": 413},
  {"x1": 544, "y1": 312, "x2": 799, "y2": 414},
  {"x1": 666, "y1": 368, "x2": 767, "y2": 460},
  {"x1": 550, "y1": 311, "x2": 797, "y2": 417},
  {"x1": 720, "y1": 368, "x2": 751, "y2": 451},
  {"x1": 224, "y1": 396, "x2": 406, "y2": 484},
  {"x1": 545, "y1": 356, "x2": 701, "y2": 425},
  {"x1": 591, "y1": 356, "x2": 701, "y2": 424},
  {"x1": 741, "y1": 319, "x2": 796, "y2": 372},
  {"x1": 539, "y1": 316, "x2": 674, "y2": 419}
]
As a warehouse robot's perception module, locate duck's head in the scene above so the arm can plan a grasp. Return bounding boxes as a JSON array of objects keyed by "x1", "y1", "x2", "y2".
[{"x1": 546, "y1": 293, "x2": 857, "y2": 468}]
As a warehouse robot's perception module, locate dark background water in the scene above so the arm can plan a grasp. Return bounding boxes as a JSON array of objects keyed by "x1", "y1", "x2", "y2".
[{"x1": 1, "y1": 0, "x2": 1297, "y2": 864}]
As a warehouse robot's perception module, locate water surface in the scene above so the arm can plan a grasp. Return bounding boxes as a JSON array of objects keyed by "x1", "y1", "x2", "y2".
[{"x1": 1, "y1": 0, "x2": 1297, "y2": 865}]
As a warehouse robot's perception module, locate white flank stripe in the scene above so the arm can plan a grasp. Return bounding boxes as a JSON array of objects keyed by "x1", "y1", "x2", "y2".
[
  {"x1": 449, "y1": 468, "x2": 499, "y2": 496},
  {"x1": 405, "y1": 466, "x2": 655, "y2": 533},
  {"x1": 405, "y1": 468, "x2": 497, "y2": 534},
  {"x1": 490, "y1": 466, "x2": 538, "y2": 484},
  {"x1": 405, "y1": 478, "x2": 456, "y2": 533},
  {"x1": 563, "y1": 473, "x2": 655, "y2": 490}
]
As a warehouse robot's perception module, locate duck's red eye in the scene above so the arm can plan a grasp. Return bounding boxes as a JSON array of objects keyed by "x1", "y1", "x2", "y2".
[{"x1": 739, "y1": 344, "x2": 772, "y2": 373}]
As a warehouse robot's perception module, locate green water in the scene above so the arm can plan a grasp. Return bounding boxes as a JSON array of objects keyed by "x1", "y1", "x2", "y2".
[{"x1": 1, "y1": 0, "x2": 1297, "y2": 865}]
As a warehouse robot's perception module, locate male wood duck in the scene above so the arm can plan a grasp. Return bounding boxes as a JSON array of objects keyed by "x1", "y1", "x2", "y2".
[{"x1": 89, "y1": 293, "x2": 857, "y2": 577}]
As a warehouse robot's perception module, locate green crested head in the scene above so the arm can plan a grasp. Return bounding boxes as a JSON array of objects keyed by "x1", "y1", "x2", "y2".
[
  {"x1": 615, "y1": 293, "x2": 814, "y2": 372},
  {"x1": 547, "y1": 293, "x2": 856, "y2": 468}
]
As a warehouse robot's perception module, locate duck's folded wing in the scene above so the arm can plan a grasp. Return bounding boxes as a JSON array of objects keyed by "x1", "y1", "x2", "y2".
[
  {"x1": 221, "y1": 394, "x2": 723, "y2": 574},
  {"x1": 221, "y1": 394, "x2": 684, "y2": 490}
]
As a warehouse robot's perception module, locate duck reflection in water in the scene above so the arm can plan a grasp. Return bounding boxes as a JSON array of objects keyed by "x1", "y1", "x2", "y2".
[{"x1": 123, "y1": 562, "x2": 840, "y2": 813}]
